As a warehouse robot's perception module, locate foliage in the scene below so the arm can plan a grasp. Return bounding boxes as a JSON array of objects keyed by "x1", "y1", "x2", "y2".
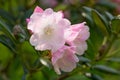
[{"x1": 0, "y1": 0, "x2": 120, "y2": 80}]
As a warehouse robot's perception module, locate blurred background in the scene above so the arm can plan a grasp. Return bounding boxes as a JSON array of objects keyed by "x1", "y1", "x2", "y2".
[{"x1": 0, "y1": 0, "x2": 120, "y2": 80}]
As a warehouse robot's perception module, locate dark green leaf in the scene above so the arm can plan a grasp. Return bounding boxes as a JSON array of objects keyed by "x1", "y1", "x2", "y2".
[
  {"x1": 93, "y1": 65, "x2": 120, "y2": 75},
  {"x1": 78, "y1": 56, "x2": 91, "y2": 63},
  {"x1": 0, "y1": 35, "x2": 16, "y2": 53},
  {"x1": 86, "y1": 27, "x2": 104, "y2": 60},
  {"x1": 82, "y1": 11, "x2": 104, "y2": 60},
  {"x1": 91, "y1": 74, "x2": 103, "y2": 80},
  {"x1": 105, "y1": 12, "x2": 114, "y2": 20},
  {"x1": 91, "y1": 10, "x2": 109, "y2": 36},
  {"x1": 107, "y1": 58, "x2": 120, "y2": 63},
  {"x1": 98, "y1": 0, "x2": 116, "y2": 9},
  {"x1": 20, "y1": 41, "x2": 38, "y2": 68},
  {"x1": 82, "y1": 6, "x2": 94, "y2": 27},
  {"x1": 83, "y1": 6, "x2": 93, "y2": 13},
  {"x1": 0, "y1": 18, "x2": 16, "y2": 42},
  {"x1": 0, "y1": 9, "x2": 15, "y2": 24}
]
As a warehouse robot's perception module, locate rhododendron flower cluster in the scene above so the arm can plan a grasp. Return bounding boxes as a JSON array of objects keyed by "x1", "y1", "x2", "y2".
[{"x1": 27, "y1": 6, "x2": 90, "y2": 74}]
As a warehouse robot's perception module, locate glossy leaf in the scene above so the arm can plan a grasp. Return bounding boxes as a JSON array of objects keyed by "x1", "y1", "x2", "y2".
[
  {"x1": 83, "y1": 7, "x2": 106, "y2": 60},
  {"x1": 93, "y1": 65, "x2": 120, "y2": 75},
  {"x1": 0, "y1": 35, "x2": 16, "y2": 53},
  {"x1": 0, "y1": 18, "x2": 16, "y2": 42},
  {"x1": 107, "y1": 58, "x2": 120, "y2": 63},
  {"x1": 78, "y1": 56, "x2": 91, "y2": 63},
  {"x1": 91, "y1": 10, "x2": 109, "y2": 36},
  {"x1": 91, "y1": 74, "x2": 103, "y2": 80},
  {"x1": 105, "y1": 12, "x2": 114, "y2": 20}
]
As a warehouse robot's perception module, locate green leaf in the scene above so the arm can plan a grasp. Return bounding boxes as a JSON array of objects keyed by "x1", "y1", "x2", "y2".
[
  {"x1": 0, "y1": 18, "x2": 16, "y2": 42},
  {"x1": 8, "y1": 56, "x2": 24, "y2": 80},
  {"x1": 83, "y1": 8, "x2": 105, "y2": 60},
  {"x1": 0, "y1": 35, "x2": 16, "y2": 53},
  {"x1": 65, "y1": 74, "x2": 90, "y2": 80},
  {"x1": 0, "y1": 9, "x2": 15, "y2": 24},
  {"x1": 93, "y1": 65, "x2": 120, "y2": 75},
  {"x1": 20, "y1": 41, "x2": 38, "y2": 68},
  {"x1": 91, "y1": 10, "x2": 109, "y2": 36},
  {"x1": 107, "y1": 58, "x2": 120, "y2": 63},
  {"x1": 78, "y1": 56, "x2": 91, "y2": 63},
  {"x1": 82, "y1": 7, "x2": 94, "y2": 27},
  {"x1": 98, "y1": 0, "x2": 116, "y2": 9},
  {"x1": 91, "y1": 74, "x2": 103, "y2": 80},
  {"x1": 0, "y1": 43, "x2": 13, "y2": 68},
  {"x1": 86, "y1": 27, "x2": 104, "y2": 60},
  {"x1": 83, "y1": 6, "x2": 92, "y2": 12},
  {"x1": 26, "y1": 71, "x2": 46, "y2": 80},
  {"x1": 105, "y1": 12, "x2": 114, "y2": 20},
  {"x1": 111, "y1": 19, "x2": 120, "y2": 33},
  {"x1": 0, "y1": 18, "x2": 12, "y2": 34}
]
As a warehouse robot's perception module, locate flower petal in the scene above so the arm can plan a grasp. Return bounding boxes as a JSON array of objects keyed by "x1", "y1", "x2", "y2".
[
  {"x1": 34, "y1": 6, "x2": 43, "y2": 13},
  {"x1": 74, "y1": 40, "x2": 87, "y2": 55},
  {"x1": 52, "y1": 46, "x2": 79, "y2": 74}
]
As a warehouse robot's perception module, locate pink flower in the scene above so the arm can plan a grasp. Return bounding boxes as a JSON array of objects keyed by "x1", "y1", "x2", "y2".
[
  {"x1": 52, "y1": 45, "x2": 79, "y2": 74},
  {"x1": 27, "y1": 6, "x2": 71, "y2": 52},
  {"x1": 65, "y1": 22, "x2": 90, "y2": 55},
  {"x1": 26, "y1": 6, "x2": 43, "y2": 23},
  {"x1": 27, "y1": 6, "x2": 90, "y2": 75}
]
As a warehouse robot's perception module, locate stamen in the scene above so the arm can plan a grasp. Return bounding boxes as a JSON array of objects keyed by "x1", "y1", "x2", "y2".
[{"x1": 44, "y1": 26, "x2": 54, "y2": 35}]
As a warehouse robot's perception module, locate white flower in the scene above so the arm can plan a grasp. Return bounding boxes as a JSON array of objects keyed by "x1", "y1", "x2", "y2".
[{"x1": 27, "y1": 7, "x2": 71, "y2": 52}]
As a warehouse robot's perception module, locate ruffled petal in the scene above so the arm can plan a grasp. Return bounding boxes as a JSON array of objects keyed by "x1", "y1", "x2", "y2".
[{"x1": 52, "y1": 45, "x2": 79, "y2": 74}]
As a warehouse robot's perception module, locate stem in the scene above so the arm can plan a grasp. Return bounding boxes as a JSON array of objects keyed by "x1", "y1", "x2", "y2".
[{"x1": 57, "y1": 74, "x2": 70, "y2": 80}]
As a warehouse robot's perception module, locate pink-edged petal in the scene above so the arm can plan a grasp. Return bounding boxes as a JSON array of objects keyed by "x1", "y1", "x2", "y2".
[
  {"x1": 34, "y1": 6, "x2": 43, "y2": 13},
  {"x1": 65, "y1": 22, "x2": 90, "y2": 42}
]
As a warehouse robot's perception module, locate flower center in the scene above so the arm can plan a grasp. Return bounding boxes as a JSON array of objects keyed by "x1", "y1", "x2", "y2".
[{"x1": 44, "y1": 26, "x2": 54, "y2": 35}]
